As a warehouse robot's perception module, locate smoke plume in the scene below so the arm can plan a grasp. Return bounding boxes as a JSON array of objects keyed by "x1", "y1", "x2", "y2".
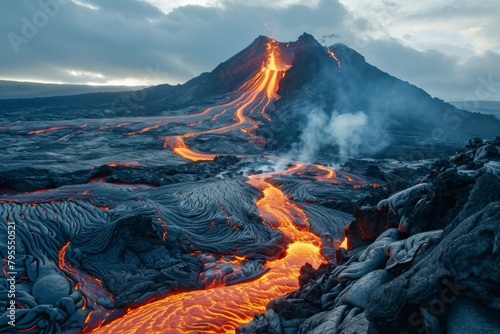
[{"x1": 293, "y1": 107, "x2": 389, "y2": 162}]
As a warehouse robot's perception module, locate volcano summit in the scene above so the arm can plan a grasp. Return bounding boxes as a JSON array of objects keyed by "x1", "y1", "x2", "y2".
[{"x1": 0, "y1": 34, "x2": 499, "y2": 334}]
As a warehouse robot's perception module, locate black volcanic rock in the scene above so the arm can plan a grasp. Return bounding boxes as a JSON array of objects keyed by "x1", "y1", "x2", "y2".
[
  {"x1": 276, "y1": 33, "x2": 335, "y2": 98},
  {"x1": 239, "y1": 138, "x2": 500, "y2": 334},
  {"x1": 329, "y1": 44, "x2": 499, "y2": 138},
  {"x1": 344, "y1": 206, "x2": 391, "y2": 250},
  {"x1": 193, "y1": 35, "x2": 269, "y2": 98},
  {"x1": 401, "y1": 169, "x2": 475, "y2": 235},
  {"x1": 366, "y1": 201, "x2": 500, "y2": 329}
]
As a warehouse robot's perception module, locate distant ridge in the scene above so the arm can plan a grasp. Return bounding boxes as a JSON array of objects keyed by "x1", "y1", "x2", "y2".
[
  {"x1": 0, "y1": 80, "x2": 146, "y2": 99},
  {"x1": 449, "y1": 100, "x2": 500, "y2": 117}
]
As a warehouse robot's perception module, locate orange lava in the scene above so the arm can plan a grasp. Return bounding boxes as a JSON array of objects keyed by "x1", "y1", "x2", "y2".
[
  {"x1": 247, "y1": 177, "x2": 321, "y2": 245},
  {"x1": 162, "y1": 136, "x2": 216, "y2": 161},
  {"x1": 338, "y1": 236, "x2": 348, "y2": 249},
  {"x1": 28, "y1": 126, "x2": 70, "y2": 134},
  {"x1": 124, "y1": 124, "x2": 164, "y2": 135},
  {"x1": 94, "y1": 174, "x2": 325, "y2": 334},
  {"x1": 107, "y1": 161, "x2": 145, "y2": 167},
  {"x1": 95, "y1": 243, "x2": 321, "y2": 334},
  {"x1": 327, "y1": 49, "x2": 341, "y2": 71},
  {"x1": 164, "y1": 38, "x2": 289, "y2": 161},
  {"x1": 97, "y1": 122, "x2": 133, "y2": 131},
  {"x1": 272, "y1": 163, "x2": 367, "y2": 186},
  {"x1": 187, "y1": 120, "x2": 204, "y2": 127}
]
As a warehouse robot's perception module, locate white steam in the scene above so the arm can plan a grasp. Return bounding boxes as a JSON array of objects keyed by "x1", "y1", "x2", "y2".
[{"x1": 293, "y1": 108, "x2": 388, "y2": 162}]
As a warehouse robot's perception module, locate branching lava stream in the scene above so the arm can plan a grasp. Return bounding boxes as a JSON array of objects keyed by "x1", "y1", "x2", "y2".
[
  {"x1": 163, "y1": 39, "x2": 290, "y2": 161},
  {"x1": 95, "y1": 175, "x2": 325, "y2": 333}
]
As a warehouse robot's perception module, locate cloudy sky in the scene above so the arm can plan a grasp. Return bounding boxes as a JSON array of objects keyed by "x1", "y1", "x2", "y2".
[{"x1": 1, "y1": 0, "x2": 499, "y2": 101}]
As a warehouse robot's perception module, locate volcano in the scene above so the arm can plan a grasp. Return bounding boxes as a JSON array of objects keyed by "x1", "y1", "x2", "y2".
[{"x1": 1, "y1": 34, "x2": 499, "y2": 334}]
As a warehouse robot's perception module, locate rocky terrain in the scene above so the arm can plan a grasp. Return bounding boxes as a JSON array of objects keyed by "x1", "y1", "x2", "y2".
[{"x1": 239, "y1": 137, "x2": 500, "y2": 334}]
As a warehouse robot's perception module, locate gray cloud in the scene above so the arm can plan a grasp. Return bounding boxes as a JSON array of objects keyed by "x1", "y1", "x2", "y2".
[
  {"x1": 0, "y1": 0, "x2": 499, "y2": 101},
  {"x1": 0, "y1": 0, "x2": 347, "y2": 85},
  {"x1": 359, "y1": 38, "x2": 500, "y2": 101}
]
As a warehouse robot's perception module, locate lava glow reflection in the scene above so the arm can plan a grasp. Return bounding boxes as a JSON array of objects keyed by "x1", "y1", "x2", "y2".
[
  {"x1": 162, "y1": 135, "x2": 216, "y2": 161},
  {"x1": 58, "y1": 242, "x2": 120, "y2": 332}
]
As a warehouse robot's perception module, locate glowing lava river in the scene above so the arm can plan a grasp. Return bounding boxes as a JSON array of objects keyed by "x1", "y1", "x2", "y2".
[
  {"x1": 0, "y1": 35, "x2": 371, "y2": 333},
  {"x1": 95, "y1": 176, "x2": 325, "y2": 333},
  {"x1": 97, "y1": 242, "x2": 321, "y2": 333}
]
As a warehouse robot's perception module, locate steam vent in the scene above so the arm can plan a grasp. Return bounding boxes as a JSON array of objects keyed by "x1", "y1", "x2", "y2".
[{"x1": 1, "y1": 33, "x2": 500, "y2": 333}]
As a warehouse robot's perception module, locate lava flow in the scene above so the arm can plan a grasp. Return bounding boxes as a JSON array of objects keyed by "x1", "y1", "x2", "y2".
[
  {"x1": 17, "y1": 39, "x2": 291, "y2": 163},
  {"x1": 94, "y1": 172, "x2": 324, "y2": 334},
  {"x1": 28, "y1": 125, "x2": 71, "y2": 135},
  {"x1": 162, "y1": 135, "x2": 217, "y2": 162},
  {"x1": 8, "y1": 37, "x2": 354, "y2": 334},
  {"x1": 327, "y1": 49, "x2": 341, "y2": 71},
  {"x1": 163, "y1": 39, "x2": 290, "y2": 161},
  {"x1": 339, "y1": 237, "x2": 348, "y2": 249}
]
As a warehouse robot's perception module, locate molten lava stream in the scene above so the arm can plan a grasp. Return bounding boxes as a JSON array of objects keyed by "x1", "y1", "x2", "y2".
[
  {"x1": 327, "y1": 49, "x2": 341, "y2": 71},
  {"x1": 94, "y1": 243, "x2": 322, "y2": 334},
  {"x1": 95, "y1": 41, "x2": 330, "y2": 332},
  {"x1": 163, "y1": 40, "x2": 289, "y2": 162},
  {"x1": 162, "y1": 135, "x2": 216, "y2": 161},
  {"x1": 203, "y1": 41, "x2": 289, "y2": 135},
  {"x1": 95, "y1": 177, "x2": 325, "y2": 334},
  {"x1": 247, "y1": 177, "x2": 322, "y2": 245},
  {"x1": 339, "y1": 236, "x2": 348, "y2": 249}
]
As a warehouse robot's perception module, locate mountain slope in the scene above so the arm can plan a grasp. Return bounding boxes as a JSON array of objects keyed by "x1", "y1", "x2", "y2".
[
  {"x1": 270, "y1": 35, "x2": 498, "y2": 139},
  {"x1": 0, "y1": 33, "x2": 497, "y2": 141}
]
